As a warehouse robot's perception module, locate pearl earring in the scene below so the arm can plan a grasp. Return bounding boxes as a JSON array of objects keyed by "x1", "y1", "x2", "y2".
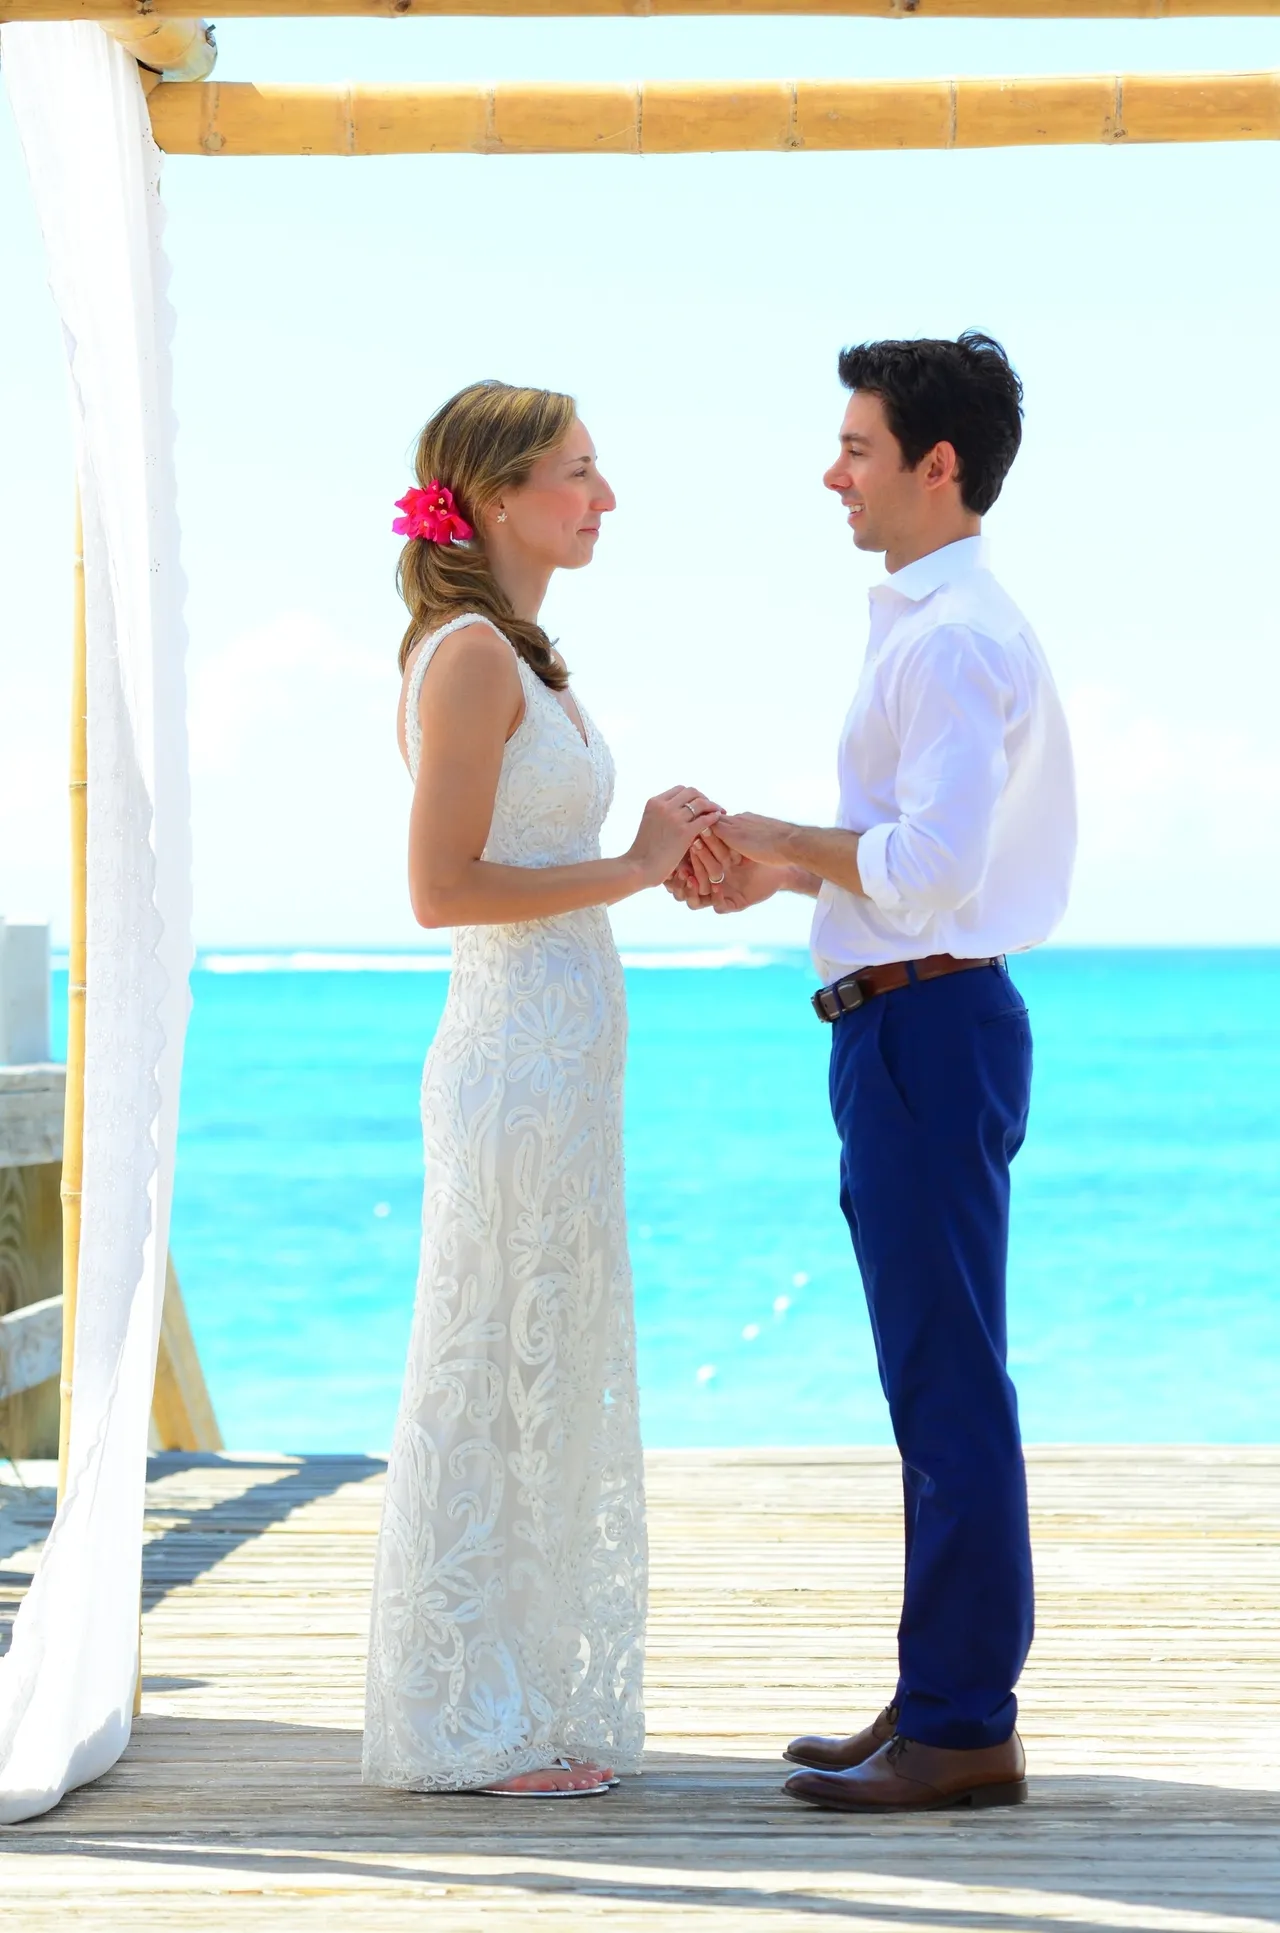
[{"x1": 496, "y1": 510, "x2": 508, "y2": 524}]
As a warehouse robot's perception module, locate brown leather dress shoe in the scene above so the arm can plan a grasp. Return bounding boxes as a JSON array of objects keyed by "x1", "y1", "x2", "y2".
[
  {"x1": 783, "y1": 1731, "x2": 1027, "y2": 1812},
  {"x1": 783, "y1": 1703, "x2": 899, "y2": 1771}
]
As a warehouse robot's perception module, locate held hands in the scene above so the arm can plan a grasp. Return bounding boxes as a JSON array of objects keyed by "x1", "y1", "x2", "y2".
[
  {"x1": 665, "y1": 822, "x2": 793, "y2": 915},
  {"x1": 628, "y1": 786, "x2": 724, "y2": 889}
]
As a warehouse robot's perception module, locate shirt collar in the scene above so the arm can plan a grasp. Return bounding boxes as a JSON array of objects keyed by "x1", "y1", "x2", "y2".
[{"x1": 872, "y1": 533, "x2": 989, "y2": 607}]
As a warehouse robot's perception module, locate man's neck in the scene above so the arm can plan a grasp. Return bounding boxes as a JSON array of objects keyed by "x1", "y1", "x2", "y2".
[{"x1": 885, "y1": 517, "x2": 981, "y2": 576}]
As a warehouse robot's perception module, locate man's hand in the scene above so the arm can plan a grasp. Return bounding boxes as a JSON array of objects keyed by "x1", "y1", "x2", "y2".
[
  {"x1": 714, "y1": 812, "x2": 800, "y2": 867},
  {"x1": 708, "y1": 850, "x2": 792, "y2": 913},
  {"x1": 719, "y1": 813, "x2": 864, "y2": 899}
]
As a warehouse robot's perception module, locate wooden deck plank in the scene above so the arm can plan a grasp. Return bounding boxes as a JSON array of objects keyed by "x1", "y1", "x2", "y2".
[{"x1": 1, "y1": 1446, "x2": 1277, "y2": 1928}]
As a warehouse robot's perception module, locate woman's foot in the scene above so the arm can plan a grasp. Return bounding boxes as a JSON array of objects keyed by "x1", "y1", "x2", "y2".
[
  {"x1": 478, "y1": 1758, "x2": 612, "y2": 1797},
  {"x1": 567, "y1": 1758, "x2": 619, "y2": 1788}
]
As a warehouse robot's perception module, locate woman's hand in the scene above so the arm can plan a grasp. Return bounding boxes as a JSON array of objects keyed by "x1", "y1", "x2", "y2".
[{"x1": 628, "y1": 787, "x2": 723, "y2": 888}]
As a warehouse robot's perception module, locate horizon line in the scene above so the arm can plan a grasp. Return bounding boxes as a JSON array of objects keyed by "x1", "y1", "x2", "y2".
[{"x1": 40, "y1": 938, "x2": 1280, "y2": 968}]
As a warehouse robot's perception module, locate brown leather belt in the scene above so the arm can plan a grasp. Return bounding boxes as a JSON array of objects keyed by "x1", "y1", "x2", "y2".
[{"x1": 812, "y1": 952, "x2": 1001, "y2": 1023}]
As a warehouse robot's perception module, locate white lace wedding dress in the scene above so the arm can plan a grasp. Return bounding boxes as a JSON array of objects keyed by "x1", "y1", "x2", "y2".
[{"x1": 363, "y1": 613, "x2": 647, "y2": 1792}]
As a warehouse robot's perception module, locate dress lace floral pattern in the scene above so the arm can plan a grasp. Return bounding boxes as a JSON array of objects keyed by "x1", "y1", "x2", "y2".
[{"x1": 362, "y1": 615, "x2": 647, "y2": 1791}]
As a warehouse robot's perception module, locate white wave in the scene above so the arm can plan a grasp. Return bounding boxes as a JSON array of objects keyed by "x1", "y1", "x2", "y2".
[
  {"x1": 198, "y1": 944, "x2": 792, "y2": 975},
  {"x1": 199, "y1": 951, "x2": 453, "y2": 974},
  {"x1": 617, "y1": 947, "x2": 778, "y2": 969}
]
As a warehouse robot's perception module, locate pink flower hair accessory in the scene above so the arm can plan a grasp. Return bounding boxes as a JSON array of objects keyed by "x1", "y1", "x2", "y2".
[{"x1": 393, "y1": 480, "x2": 474, "y2": 545}]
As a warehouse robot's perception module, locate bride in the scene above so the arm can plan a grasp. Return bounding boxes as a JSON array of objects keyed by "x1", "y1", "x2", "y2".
[{"x1": 362, "y1": 380, "x2": 721, "y2": 1798}]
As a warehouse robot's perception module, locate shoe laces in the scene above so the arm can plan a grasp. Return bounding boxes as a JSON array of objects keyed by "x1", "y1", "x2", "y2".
[{"x1": 885, "y1": 1734, "x2": 910, "y2": 1767}]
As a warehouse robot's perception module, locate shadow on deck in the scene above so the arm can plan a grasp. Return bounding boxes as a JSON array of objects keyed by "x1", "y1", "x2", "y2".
[{"x1": 0, "y1": 1447, "x2": 1276, "y2": 1929}]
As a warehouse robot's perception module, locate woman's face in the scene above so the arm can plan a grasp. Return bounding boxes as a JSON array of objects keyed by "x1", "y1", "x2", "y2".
[{"x1": 489, "y1": 419, "x2": 616, "y2": 571}]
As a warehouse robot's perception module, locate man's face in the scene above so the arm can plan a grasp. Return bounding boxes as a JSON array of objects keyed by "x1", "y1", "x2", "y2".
[{"x1": 823, "y1": 390, "x2": 924, "y2": 556}]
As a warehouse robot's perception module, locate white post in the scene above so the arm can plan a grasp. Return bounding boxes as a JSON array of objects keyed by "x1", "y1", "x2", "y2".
[{"x1": 0, "y1": 919, "x2": 52, "y2": 1067}]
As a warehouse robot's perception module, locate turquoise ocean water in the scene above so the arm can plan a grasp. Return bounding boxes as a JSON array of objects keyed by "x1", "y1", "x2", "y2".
[{"x1": 54, "y1": 950, "x2": 1280, "y2": 1450}]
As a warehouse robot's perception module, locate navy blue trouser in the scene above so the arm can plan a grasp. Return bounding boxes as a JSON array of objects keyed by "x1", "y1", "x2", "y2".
[{"x1": 829, "y1": 960, "x2": 1034, "y2": 1750}]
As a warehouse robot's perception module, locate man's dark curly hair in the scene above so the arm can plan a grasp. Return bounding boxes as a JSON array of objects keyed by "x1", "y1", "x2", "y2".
[{"x1": 837, "y1": 331, "x2": 1024, "y2": 516}]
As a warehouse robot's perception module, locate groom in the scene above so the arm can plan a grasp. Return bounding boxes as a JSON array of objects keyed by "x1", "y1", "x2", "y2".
[{"x1": 671, "y1": 332, "x2": 1076, "y2": 1811}]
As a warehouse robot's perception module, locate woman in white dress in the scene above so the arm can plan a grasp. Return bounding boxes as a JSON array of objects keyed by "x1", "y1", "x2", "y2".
[{"x1": 362, "y1": 382, "x2": 721, "y2": 1798}]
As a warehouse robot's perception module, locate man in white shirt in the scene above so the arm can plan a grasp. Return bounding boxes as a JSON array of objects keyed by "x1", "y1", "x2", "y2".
[{"x1": 671, "y1": 332, "x2": 1076, "y2": 1812}]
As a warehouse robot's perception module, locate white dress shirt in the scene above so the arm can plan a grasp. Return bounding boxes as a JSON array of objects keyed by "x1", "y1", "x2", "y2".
[{"x1": 810, "y1": 535, "x2": 1076, "y2": 982}]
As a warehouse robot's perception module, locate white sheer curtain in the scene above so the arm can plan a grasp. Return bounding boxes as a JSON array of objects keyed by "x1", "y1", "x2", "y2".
[{"x1": 0, "y1": 23, "x2": 193, "y2": 1824}]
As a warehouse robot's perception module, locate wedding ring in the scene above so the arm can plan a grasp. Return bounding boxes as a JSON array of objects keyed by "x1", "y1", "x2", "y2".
[
  {"x1": 711, "y1": 873, "x2": 726, "y2": 885},
  {"x1": 684, "y1": 802, "x2": 699, "y2": 818}
]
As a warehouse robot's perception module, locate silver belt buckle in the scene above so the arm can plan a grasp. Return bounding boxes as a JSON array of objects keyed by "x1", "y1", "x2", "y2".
[{"x1": 812, "y1": 975, "x2": 864, "y2": 1023}]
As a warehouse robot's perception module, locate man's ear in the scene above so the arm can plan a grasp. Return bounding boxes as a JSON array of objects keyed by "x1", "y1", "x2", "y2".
[{"x1": 922, "y1": 441, "x2": 961, "y2": 494}]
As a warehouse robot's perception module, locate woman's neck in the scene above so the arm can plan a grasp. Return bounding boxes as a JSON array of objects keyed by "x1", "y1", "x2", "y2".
[{"x1": 491, "y1": 551, "x2": 553, "y2": 624}]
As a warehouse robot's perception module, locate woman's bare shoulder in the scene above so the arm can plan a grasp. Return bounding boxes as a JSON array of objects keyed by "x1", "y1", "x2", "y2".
[
  {"x1": 412, "y1": 620, "x2": 521, "y2": 702},
  {"x1": 398, "y1": 620, "x2": 523, "y2": 762}
]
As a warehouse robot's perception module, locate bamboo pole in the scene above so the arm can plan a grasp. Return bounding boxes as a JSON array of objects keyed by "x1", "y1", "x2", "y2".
[
  {"x1": 99, "y1": 17, "x2": 216, "y2": 81},
  {"x1": 148, "y1": 70, "x2": 1280, "y2": 155},
  {"x1": 5, "y1": 0, "x2": 1280, "y2": 16},
  {"x1": 57, "y1": 493, "x2": 86, "y2": 1507},
  {"x1": 152, "y1": 1256, "x2": 224, "y2": 1453}
]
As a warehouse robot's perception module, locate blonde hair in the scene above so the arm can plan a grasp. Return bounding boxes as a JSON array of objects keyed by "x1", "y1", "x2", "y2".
[{"x1": 396, "y1": 380, "x2": 577, "y2": 686}]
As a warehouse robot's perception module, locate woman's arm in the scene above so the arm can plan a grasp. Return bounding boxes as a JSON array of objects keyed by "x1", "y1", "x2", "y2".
[{"x1": 405, "y1": 625, "x2": 720, "y2": 928}]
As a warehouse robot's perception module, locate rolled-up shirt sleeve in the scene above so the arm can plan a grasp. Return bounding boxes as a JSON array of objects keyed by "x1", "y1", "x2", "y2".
[{"x1": 857, "y1": 626, "x2": 1013, "y2": 924}]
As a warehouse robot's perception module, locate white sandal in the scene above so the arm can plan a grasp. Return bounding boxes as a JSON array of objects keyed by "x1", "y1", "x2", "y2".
[{"x1": 476, "y1": 1757, "x2": 612, "y2": 1798}]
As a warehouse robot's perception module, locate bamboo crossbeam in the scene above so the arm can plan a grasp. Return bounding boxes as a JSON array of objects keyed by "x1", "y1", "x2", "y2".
[
  {"x1": 148, "y1": 70, "x2": 1280, "y2": 153},
  {"x1": 6, "y1": 0, "x2": 1280, "y2": 17}
]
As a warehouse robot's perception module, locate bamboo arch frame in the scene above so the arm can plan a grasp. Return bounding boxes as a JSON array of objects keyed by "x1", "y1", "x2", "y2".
[
  {"x1": 57, "y1": 495, "x2": 86, "y2": 1508},
  {"x1": 6, "y1": 0, "x2": 1280, "y2": 16},
  {"x1": 18, "y1": 0, "x2": 1274, "y2": 1706}
]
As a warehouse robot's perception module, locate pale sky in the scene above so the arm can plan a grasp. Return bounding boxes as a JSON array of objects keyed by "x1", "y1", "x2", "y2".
[{"x1": 3, "y1": 14, "x2": 1279, "y2": 950}]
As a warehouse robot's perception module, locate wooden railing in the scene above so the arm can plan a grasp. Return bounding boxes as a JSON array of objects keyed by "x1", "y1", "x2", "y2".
[
  {"x1": 0, "y1": 1065, "x2": 221, "y2": 1462},
  {"x1": 0, "y1": 1066, "x2": 65, "y2": 1462}
]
